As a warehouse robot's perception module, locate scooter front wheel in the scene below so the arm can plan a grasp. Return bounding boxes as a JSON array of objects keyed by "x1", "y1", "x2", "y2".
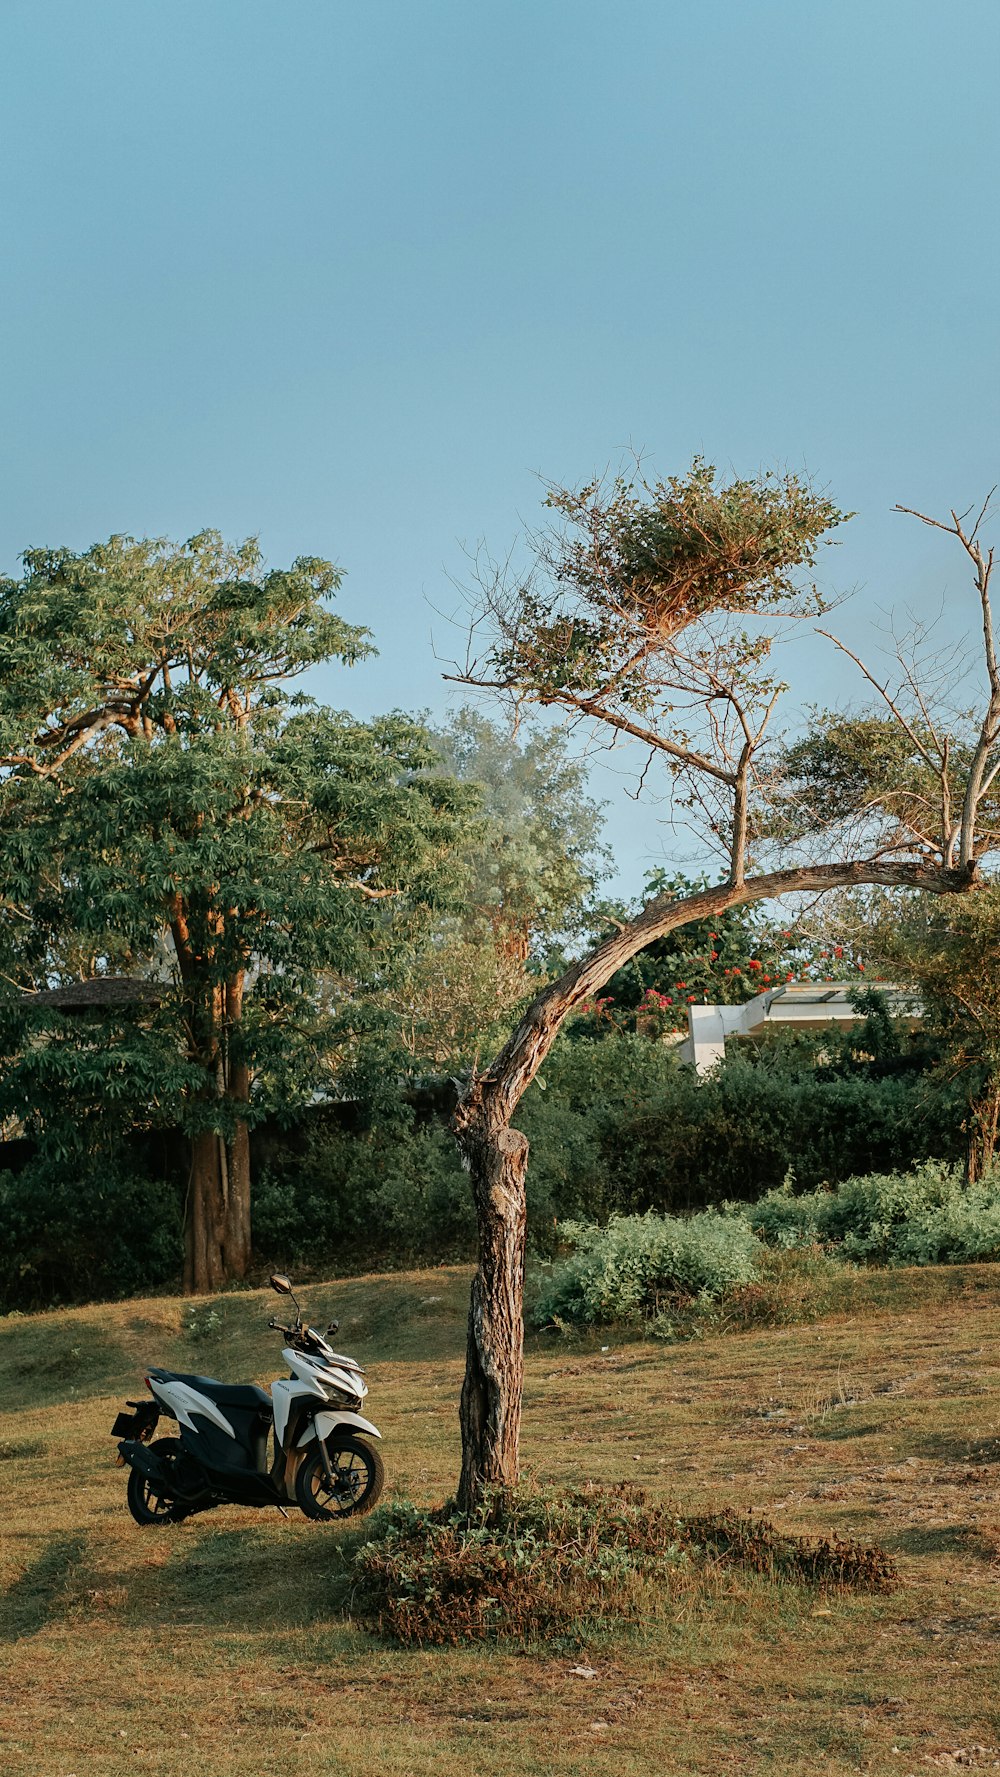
[{"x1": 295, "y1": 1435, "x2": 385, "y2": 1520}]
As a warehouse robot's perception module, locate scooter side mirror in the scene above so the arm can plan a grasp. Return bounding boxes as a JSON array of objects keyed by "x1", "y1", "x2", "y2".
[
  {"x1": 270, "y1": 1274, "x2": 293, "y2": 1296},
  {"x1": 327, "y1": 1321, "x2": 339, "y2": 1335}
]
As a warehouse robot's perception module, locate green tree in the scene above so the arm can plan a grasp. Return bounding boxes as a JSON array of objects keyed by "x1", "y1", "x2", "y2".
[
  {"x1": 0, "y1": 532, "x2": 473, "y2": 1292},
  {"x1": 385, "y1": 710, "x2": 608, "y2": 1068},
  {"x1": 433, "y1": 708, "x2": 608, "y2": 965},
  {"x1": 448, "y1": 467, "x2": 998, "y2": 1507},
  {"x1": 828, "y1": 887, "x2": 1000, "y2": 1181}
]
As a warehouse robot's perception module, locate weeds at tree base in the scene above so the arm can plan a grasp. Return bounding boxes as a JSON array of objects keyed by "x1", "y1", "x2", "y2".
[{"x1": 352, "y1": 1482, "x2": 896, "y2": 1646}]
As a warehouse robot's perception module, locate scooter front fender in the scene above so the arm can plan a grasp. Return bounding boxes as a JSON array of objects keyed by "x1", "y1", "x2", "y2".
[{"x1": 297, "y1": 1409, "x2": 382, "y2": 1447}]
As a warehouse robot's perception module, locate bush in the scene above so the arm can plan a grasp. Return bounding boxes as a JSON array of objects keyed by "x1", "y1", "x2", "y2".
[
  {"x1": 532, "y1": 1158, "x2": 1000, "y2": 1336},
  {"x1": 0, "y1": 1015, "x2": 972, "y2": 1306},
  {"x1": 352, "y1": 1484, "x2": 896, "y2": 1647},
  {"x1": 518, "y1": 1036, "x2": 683, "y2": 1237},
  {"x1": 0, "y1": 1160, "x2": 182, "y2": 1310},
  {"x1": 748, "y1": 1160, "x2": 1000, "y2": 1267},
  {"x1": 617, "y1": 1057, "x2": 958, "y2": 1209},
  {"x1": 253, "y1": 1115, "x2": 475, "y2": 1271},
  {"x1": 533, "y1": 1209, "x2": 762, "y2": 1327},
  {"x1": 516, "y1": 1033, "x2": 963, "y2": 1230}
]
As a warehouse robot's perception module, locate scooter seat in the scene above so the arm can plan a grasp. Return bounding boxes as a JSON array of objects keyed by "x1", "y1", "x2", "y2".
[{"x1": 153, "y1": 1371, "x2": 272, "y2": 1414}]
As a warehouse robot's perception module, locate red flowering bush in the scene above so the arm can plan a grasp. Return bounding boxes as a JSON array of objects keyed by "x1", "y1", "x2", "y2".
[{"x1": 571, "y1": 870, "x2": 869, "y2": 1041}]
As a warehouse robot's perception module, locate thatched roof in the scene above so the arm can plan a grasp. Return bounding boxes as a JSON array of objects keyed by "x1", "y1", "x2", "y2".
[{"x1": 18, "y1": 976, "x2": 162, "y2": 1012}]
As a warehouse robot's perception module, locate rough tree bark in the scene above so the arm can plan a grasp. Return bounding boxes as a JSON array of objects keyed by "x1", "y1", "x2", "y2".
[
  {"x1": 183, "y1": 1105, "x2": 252, "y2": 1293},
  {"x1": 966, "y1": 1077, "x2": 1000, "y2": 1185},
  {"x1": 453, "y1": 1112, "x2": 529, "y2": 1509},
  {"x1": 176, "y1": 920, "x2": 253, "y2": 1294},
  {"x1": 221, "y1": 975, "x2": 252, "y2": 1278},
  {"x1": 452, "y1": 858, "x2": 977, "y2": 1510}
]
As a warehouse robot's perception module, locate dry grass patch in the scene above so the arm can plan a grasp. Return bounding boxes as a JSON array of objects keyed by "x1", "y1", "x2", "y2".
[{"x1": 353, "y1": 1483, "x2": 895, "y2": 1646}]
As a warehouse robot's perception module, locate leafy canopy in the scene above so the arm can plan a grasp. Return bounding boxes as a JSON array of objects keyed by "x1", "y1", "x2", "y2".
[
  {"x1": 0, "y1": 531, "x2": 477, "y2": 1138},
  {"x1": 0, "y1": 531, "x2": 369, "y2": 760},
  {"x1": 361, "y1": 710, "x2": 609, "y2": 1072},
  {"x1": 570, "y1": 871, "x2": 862, "y2": 1038},
  {"x1": 431, "y1": 708, "x2": 608, "y2": 961},
  {"x1": 487, "y1": 460, "x2": 847, "y2": 706}
]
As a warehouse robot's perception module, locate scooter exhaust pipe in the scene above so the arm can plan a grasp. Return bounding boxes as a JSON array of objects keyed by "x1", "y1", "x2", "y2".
[{"x1": 118, "y1": 1438, "x2": 204, "y2": 1502}]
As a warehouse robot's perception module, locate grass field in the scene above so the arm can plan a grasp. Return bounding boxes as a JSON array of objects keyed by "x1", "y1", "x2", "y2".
[{"x1": 3, "y1": 1262, "x2": 1000, "y2": 1776}]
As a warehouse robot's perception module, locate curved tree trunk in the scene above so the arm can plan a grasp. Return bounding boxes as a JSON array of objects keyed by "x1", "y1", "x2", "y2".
[
  {"x1": 452, "y1": 858, "x2": 977, "y2": 1507},
  {"x1": 454, "y1": 1092, "x2": 528, "y2": 1510}
]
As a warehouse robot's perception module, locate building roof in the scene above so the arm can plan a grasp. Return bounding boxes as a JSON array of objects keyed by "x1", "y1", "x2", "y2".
[
  {"x1": 679, "y1": 981, "x2": 921, "y2": 1074},
  {"x1": 18, "y1": 976, "x2": 163, "y2": 1011}
]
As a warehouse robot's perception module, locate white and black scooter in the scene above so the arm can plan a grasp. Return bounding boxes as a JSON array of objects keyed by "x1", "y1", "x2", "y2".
[{"x1": 112, "y1": 1275, "x2": 384, "y2": 1525}]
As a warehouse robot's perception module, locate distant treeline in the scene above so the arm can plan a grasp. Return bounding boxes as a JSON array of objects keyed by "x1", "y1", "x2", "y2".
[{"x1": 0, "y1": 1025, "x2": 964, "y2": 1311}]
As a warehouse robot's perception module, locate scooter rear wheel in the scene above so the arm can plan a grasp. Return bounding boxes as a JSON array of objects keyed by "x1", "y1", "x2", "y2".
[
  {"x1": 295, "y1": 1435, "x2": 385, "y2": 1520},
  {"x1": 126, "y1": 1437, "x2": 189, "y2": 1525}
]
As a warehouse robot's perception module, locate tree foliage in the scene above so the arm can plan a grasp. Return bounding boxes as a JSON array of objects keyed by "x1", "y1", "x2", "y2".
[
  {"x1": 432, "y1": 707, "x2": 608, "y2": 963},
  {"x1": 824, "y1": 885, "x2": 1000, "y2": 1179},
  {"x1": 0, "y1": 531, "x2": 475, "y2": 1289},
  {"x1": 448, "y1": 466, "x2": 999, "y2": 1508},
  {"x1": 571, "y1": 870, "x2": 866, "y2": 1038},
  {"x1": 375, "y1": 709, "x2": 609, "y2": 1069}
]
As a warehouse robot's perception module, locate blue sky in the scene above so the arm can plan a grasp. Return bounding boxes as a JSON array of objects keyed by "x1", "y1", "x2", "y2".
[{"x1": 2, "y1": 1, "x2": 997, "y2": 892}]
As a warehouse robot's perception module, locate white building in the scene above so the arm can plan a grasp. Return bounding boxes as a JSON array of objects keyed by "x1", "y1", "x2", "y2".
[{"x1": 677, "y1": 981, "x2": 921, "y2": 1075}]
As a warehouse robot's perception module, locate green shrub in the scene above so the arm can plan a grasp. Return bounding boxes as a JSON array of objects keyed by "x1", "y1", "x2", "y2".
[
  {"x1": 519, "y1": 1036, "x2": 684, "y2": 1237},
  {"x1": 0, "y1": 1012, "x2": 973, "y2": 1307},
  {"x1": 517, "y1": 1033, "x2": 962, "y2": 1231},
  {"x1": 748, "y1": 1160, "x2": 1000, "y2": 1267},
  {"x1": 532, "y1": 1160, "x2": 1000, "y2": 1337},
  {"x1": 250, "y1": 1030, "x2": 963, "y2": 1285},
  {"x1": 0, "y1": 1160, "x2": 181, "y2": 1310},
  {"x1": 533, "y1": 1208, "x2": 762, "y2": 1327},
  {"x1": 635, "y1": 1052, "x2": 960, "y2": 1207},
  {"x1": 253, "y1": 1116, "x2": 475, "y2": 1271},
  {"x1": 646, "y1": 1245, "x2": 858, "y2": 1341},
  {"x1": 352, "y1": 1484, "x2": 896, "y2": 1647}
]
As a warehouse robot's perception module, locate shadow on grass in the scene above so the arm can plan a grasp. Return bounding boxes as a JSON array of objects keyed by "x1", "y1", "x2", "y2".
[
  {"x1": 886, "y1": 1523, "x2": 997, "y2": 1561},
  {"x1": 145, "y1": 1520, "x2": 376, "y2": 1629},
  {"x1": 0, "y1": 1533, "x2": 89, "y2": 1641},
  {"x1": 965, "y1": 1436, "x2": 1000, "y2": 1466},
  {"x1": 812, "y1": 1412, "x2": 885, "y2": 1442},
  {"x1": 0, "y1": 1322, "x2": 134, "y2": 1413},
  {"x1": 907, "y1": 1429, "x2": 1000, "y2": 1466}
]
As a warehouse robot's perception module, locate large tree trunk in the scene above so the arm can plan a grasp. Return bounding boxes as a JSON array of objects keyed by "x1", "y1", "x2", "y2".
[
  {"x1": 181, "y1": 969, "x2": 252, "y2": 1294},
  {"x1": 221, "y1": 976, "x2": 252, "y2": 1278},
  {"x1": 223, "y1": 1105, "x2": 252, "y2": 1276},
  {"x1": 182, "y1": 1111, "x2": 252, "y2": 1293},
  {"x1": 185, "y1": 1127, "x2": 228, "y2": 1295},
  {"x1": 452, "y1": 858, "x2": 977, "y2": 1508}
]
